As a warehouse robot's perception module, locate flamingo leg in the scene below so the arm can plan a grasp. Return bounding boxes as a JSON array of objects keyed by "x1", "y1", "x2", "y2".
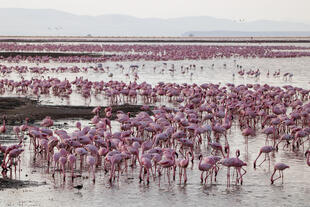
[
  {"x1": 147, "y1": 168, "x2": 150, "y2": 184},
  {"x1": 200, "y1": 171, "x2": 204, "y2": 183},
  {"x1": 281, "y1": 171, "x2": 284, "y2": 184},
  {"x1": 167, "y1": 168, "x2": 171, "y2": 184},
  {"x1": 204, "y1": 171, "x2": 209, "y2": 185},
  {"x1": 227, "y1": 167, "x2": 230, "y2": 187},
  {"x1": 184, "y1": 168, "x2": 187, "y2": 184},
  {"x1": 150, "y1": 167, "x2": 155, "y2": 181},
  {"x1": 210, "y1": 169, "x2": 213, "y2": 184},
  {"x1": 258, "y1": 154, "x2": 267, "y2": 166},
  {"x1": 143, "y1": 167, "x2": 146, "y2": 182},
  {"x1": 179, "y1": 167, "x2": 182, "y2": 184},
  {"x1": 272, "y1": 170, "x2": 282, "y2": 182}
]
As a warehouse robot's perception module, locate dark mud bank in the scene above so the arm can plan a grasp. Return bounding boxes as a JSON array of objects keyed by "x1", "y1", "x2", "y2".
[
  {"x1": 0, "y1": 178, "x2": 44, "y2": 190},
  {"x1": 0, "y1": 97, "x2": 153, "y2": 124}
]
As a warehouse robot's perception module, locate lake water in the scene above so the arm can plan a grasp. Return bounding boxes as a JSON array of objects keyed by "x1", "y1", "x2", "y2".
[{"x1": 0, "y1": 41, "x2": 309, "y2": 207}]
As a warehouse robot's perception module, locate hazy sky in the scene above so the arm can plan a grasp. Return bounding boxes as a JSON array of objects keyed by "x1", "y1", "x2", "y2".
[{"x1": 1, "y1": 0, "x2": 310, "y2": 23}]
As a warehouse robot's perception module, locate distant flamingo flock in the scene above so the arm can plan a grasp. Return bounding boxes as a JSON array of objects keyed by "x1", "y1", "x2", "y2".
[
  {"x1": 1, "y1": 43, "x2": 310, "y2": 64},
  {"x1": 0, "y1": 42, "x2": 309, "y2": 189}
]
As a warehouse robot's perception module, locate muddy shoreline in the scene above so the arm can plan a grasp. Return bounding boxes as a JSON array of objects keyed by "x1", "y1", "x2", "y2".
[
  {"x1": 0, "y1": 178, "x2": 43, "y2": 190},
  {"x1": 0, "y1": 97, "x2": 153, "y2": 125},
  {"x1": 0, "y1": 51, "x2": 110, "y2": 58}
]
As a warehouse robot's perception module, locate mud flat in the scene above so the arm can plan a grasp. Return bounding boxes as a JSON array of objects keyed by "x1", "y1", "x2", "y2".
[
  {"x1": 0, "y1": 51, "x2": 104, "y2": 58},
  {"x1": 0, "y1": 97, "x2": 153, "y2": 124},
  {"x1": 0, "y1": 178, "x2": 44, "y2": 190}
]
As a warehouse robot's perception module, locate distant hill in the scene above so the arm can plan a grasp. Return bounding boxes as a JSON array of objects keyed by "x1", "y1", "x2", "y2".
[{"x1": 0, "y1": 8, "x2": 310, "y2": 36}]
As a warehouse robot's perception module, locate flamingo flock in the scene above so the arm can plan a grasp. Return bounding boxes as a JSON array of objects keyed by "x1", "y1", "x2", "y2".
[
  {"x1": 1, "y1": 43, "x2": 310, "y2": 64},
  {"x1": 0, "y1": 64, "x2": 304, "y2": 107},
  {"x1": 0, "y1": 80, "x2": 308, "y2": 186},
  {"x1": 0, "y1": 42, "x2": 309, "y2": 192}
]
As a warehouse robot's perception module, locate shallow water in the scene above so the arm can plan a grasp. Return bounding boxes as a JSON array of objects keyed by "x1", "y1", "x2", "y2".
[
  {"x1": 0, "y1": 42, "x2": 310, "y2": 207},
  {"x1": 1, "y1": 119, "x2": 310, "y2": 207},
  {"x1": 1, "y1": 56, "x2": 310, "y2": 107}
]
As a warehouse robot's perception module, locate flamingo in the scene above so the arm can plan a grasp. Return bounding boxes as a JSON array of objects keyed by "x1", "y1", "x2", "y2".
[
  {"x1": 59, "y1": 156, "x2": 67, "y2": 181},
  {"x1": 158, "y1": 151, "x2": 178, "y2": 184},
  {"x1": 305, "y1": 150, "x2": 310, "y2": 166},
  {"x1": 253, "y1": 146, "x2": 275, "y2": 168},
  {"x1": 271, "y1": 163, "x2": 289, "y2": 184},
  {"x1": 0, "y1": 115, "x2": 6, "y2": 134},
  {"x1": 68, "y1": 154, "x2": 76, "y2": 179},
  {"x1": 139, "y1": 155, "x2": 154, "y2": 184},
  {"x1": 86, "y1": 155, "x2": 96, "y2": 182},
  {"x1": 198, "y1": 155, "x2": 214, "y2": 185},
  {"x1": 7, "y1": 148, "x2": 24, "y2": 177},
  {"x1": 177, "y1": 151, "x2": 192, "y2": 184},
  {"x1": 233, "y1": 150, "x2": 247, "y2": 185},
  {"x1": 109, "y1": 153, "x2": 123, "y2": 183}
]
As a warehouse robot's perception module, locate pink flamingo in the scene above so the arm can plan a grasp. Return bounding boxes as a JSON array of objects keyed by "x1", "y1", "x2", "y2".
[
  {"x1": 86, "y1": 155, "x2": 96, "y2": 182},
  {"x1": 76, "y1": 122, "x2": 82, "y2": 131},
  {"x1": 59, "y1": 156, "x2": 67, "y2": 181},
  {"x1": 210, "y1": 142, "x2": 225, "y2": 157},
  {"x1": 13, "y1": 126, "x2": 23, "y2": 144},
  {"x1": 233, "y1": 150, "x2": 247, "y2": 185},
  {"x1": 75, "y1": 147, "x2": 88, "y2": 170},
  {"x1": 198, "y1": 155, "x2": 214, "y2": 185},
  {"x1": 0, "y1": 115, "x2": 6, "y2": 134},
  {"x1": 219, "y1": 157, "x2": 235, "y2": 187},
  {"x1": 41, "y1": 116, "x2": 54, "y2": 127},
  {"x1": 305, "y1": 150, "x2": 310, "y2": 166},
  {"x1": 20, "y1": 117, "x2": 29, "y2": 133},
  {"x1": 7, "y1": 148, "x2": 24, "y2": 177},
  {"x1": 177, "y1": 151, "x2": 192, "y2": 184},
  {"x1": 158, "y1": 151, "x2": 178, "y2": 184},
  {"x1": 52, "y1": 152, "x2": 61, "y2": 177},
  {"x1": 92, "y1": 106, "x2": 101, "y2": 116},
  {"x1": 139, "y1": 155, "x2": 154, "y2": 184},
  {"x1": 253, "y1": 146, "x2": 275, "y2": 168},
  {"x1": 271, "y1": 163, "x2": 289, "y2": 184},
  {"x1": 109, "y1": 153, "x2": 123, "y2": 183},
  {"x1": 68, "y1": 154, "x2": 76, "y2": 179}
]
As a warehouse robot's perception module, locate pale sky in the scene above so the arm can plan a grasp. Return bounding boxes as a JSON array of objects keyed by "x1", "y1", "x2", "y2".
[{"x1": 1, "y1": 0, "x2": 310, "y2": 23}]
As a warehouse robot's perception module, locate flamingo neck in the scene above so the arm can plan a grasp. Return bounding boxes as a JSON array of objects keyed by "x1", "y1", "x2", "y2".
[
  {"x1": 225, "y1": 147, "x2": 230, "y2": 158},
  {"x1": 270, "y1": 168, "x2": 277, "y2": 183},
  {"x1": 186, "y1": 153, "x2": 190, "y2": 161},
  {"x1": 198, "y1": 157, "x2": 202, "y2": 168},
  {"x1": 253, "y1": 151, "x2": 262, "y2": 167}
]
